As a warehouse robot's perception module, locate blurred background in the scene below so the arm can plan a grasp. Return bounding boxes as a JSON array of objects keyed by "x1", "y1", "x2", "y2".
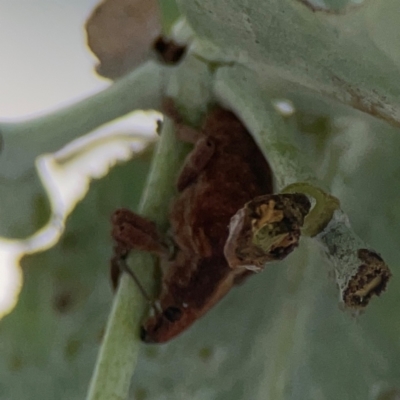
[
  {"x1": 0, "y1": 0, "x2": 104, "y2": 118},
  {"x1": 0, "y1": 4, "x2": 156, "y2": 398}
]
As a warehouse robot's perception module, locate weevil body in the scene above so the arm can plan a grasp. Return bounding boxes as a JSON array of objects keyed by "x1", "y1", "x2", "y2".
[{"x1": 112, "y1": 102, "x2": 309, "y2": 343}]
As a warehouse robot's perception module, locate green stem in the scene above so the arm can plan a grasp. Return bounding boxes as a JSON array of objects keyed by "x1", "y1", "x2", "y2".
[
  {"x1": 214, "y1": 65, "x2": 335, "y2": 232},
  {"x1": 282, "y1": 182, "x2": 340, "y2": 237},
  {"x1": 0, "y1": 61, "x2": 170, "y2": 180},
  {"x1": 317, "y1": 209, "x2": 391, "y2": 308},
  {"x1": 213, "y1": 64, "x2": 390, "y2": 307},
  {"x1": 86, "y1": 119, "x2": 189, "y2": 400}
]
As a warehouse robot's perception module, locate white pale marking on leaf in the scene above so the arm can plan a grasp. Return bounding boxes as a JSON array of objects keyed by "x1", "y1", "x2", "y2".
[
  {"x1": 0, "y1": 112, "x2": 159, "y2": 318},
  {"x1": 0, "y1": 241, "x2": 23, "y2": 318},
  {"x1": 273, "y1": 99, "x2": 295, "y2": 117}
]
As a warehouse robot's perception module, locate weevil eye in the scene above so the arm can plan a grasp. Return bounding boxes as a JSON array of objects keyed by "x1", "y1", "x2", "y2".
[{"x1": 163, "y1": 306, "x2": 183, "y2": 322}]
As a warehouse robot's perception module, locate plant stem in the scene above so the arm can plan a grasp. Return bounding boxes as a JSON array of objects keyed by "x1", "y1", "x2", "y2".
[
  {"x1": 86, "y1": 118, "x2": 189, "y2": 400},
  {"x1": 316, "y1": 209, "x2": 391, "y2": 308},
  {"x1": 214, "y1": 64, "x2": 391, "y2": 307},
  {"x1": 0, "y1": 61, "x2": 170, "y2": 180}
]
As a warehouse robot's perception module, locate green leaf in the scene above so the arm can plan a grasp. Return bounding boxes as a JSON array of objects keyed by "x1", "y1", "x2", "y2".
[
  {"x1": 178, "y1": 0, "x2": 400, "y2": 127},
  {"x1": 0, "y1": 150, "x2": 152, "y2": 400},
  {"x1": 0, "y1": 61, "x2": 167, "y2": 238}
]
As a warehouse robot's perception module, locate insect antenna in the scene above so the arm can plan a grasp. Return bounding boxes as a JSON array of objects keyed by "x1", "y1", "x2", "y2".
[{"x1": 117, "y1": 257, "x2": 162, "y2": 314}]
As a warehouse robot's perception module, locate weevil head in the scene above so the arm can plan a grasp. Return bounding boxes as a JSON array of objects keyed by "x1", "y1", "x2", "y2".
[{"x1": 141, "y1": 305, "x2": 196, "y2": 344}]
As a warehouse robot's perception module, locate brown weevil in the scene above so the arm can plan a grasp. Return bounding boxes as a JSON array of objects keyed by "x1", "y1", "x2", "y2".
[{"x1": 111, "y1": 100, "x2": 310, "y2": 343}]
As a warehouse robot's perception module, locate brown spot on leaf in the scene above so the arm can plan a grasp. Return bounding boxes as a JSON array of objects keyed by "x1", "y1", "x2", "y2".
[
  {"x1": 64, "y1": 338, "x2": 82, "y2": 361},
  {"x1": 53, "y1": 289, "x2": 74, "y2": 314},
  {"x1": 134, "y1": 388, "x2": 149, "y2": 400},
  {"x1": 9, "y1": 355, "x2": 23, "y2": 371},
  {"x1": 198, "y1": 346, "x2": 213, "y2": 361},
  {"x1": 144, "y1": 346, "x2": 159, "y2": 359},
  {"x1": 86, "y1": 0, "x2": 162, "y2": 79},
  {"x1": 97, "y1": 326, "x2": 106, "y2": 343},
  {"x1": 61, "y1": 231, "x2": 80, "y2": 250},
  {"x1": 376, "y1": 388, "x2": 400, "y2": 400}
]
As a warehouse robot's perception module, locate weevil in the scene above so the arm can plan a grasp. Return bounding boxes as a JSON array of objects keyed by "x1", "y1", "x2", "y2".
[{"x1": 111, "y1": 100, "x2": 310, "y2": 343}]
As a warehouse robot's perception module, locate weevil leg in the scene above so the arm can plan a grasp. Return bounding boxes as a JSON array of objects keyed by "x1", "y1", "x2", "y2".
[
  {"x1": 110, "y1": 208, "x2": 169, "y2": 290},
  {"x1": 176, "y1": 136, "x2": 215, "y2": 191},
  {"x1": 111, "y1": 208, "x2": 169, "y2": 257},
  {"x1": 162, "y1": 97, "x2": 203, "y2": 143},
  {"x1": 111, "y1": 248, "x2": 162, "y2": 320},
  {"x1": 110, "y1": 250, "x2": 152, "y2": 302},
  {"x1": 162, "y1": 97, "x2": 216, "y2": 191}
]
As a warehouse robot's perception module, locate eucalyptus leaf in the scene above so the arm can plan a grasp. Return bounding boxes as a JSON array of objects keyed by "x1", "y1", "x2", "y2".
[
  {"x1": 178, "y1": 0, "x2": 400, "y2": 126},
  {"x1": 0, "y1": 61, "x2": 167, "y2": 238},
  {"x1": 0, "y1": 151, "x2": 152, "y2": 400}
]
